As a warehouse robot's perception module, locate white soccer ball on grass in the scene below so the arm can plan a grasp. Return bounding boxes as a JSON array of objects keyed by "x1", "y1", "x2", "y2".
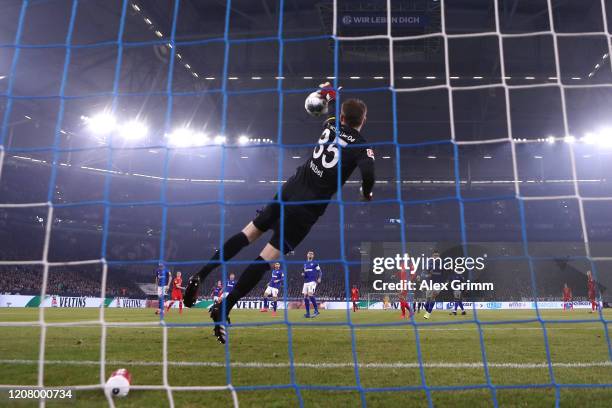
[{"x1": 104, "y1": 368, "x2": 132, "y2": 398}]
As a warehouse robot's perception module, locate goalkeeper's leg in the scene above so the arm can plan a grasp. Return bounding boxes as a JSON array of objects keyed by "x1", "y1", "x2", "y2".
[
  {"x1": 210, "y1": 206, "x2": 317, "y2": 342},
  {"x1": 184, "y1": 222, "x2": 264, "y2": 307},
  {"x1": 210, "y1": 244, "x2": 278, "y2": 343},
  {"x1": 186, "y1": 200, "x2": 285, "y2": 307}
]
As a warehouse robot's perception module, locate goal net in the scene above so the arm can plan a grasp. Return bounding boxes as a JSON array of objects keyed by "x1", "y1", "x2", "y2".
[{"x1": 1, "y1": 0, "x2": 611, "y2": 406}]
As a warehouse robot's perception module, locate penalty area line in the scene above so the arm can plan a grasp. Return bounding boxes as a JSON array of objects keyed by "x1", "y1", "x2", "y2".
[{"x1": 0, "y1": 359, "x2": 610, "y2": 370}]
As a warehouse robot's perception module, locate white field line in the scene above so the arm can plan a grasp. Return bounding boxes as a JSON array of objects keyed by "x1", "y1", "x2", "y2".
[
  {"x1": 0, "y1": 383, "x2": 233, "y2": 392},
  {"x1": 0, "y1": 359, "x2": 610, "y2": 370}
]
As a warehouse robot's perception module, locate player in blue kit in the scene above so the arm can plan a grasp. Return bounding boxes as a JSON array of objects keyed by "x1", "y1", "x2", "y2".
[
  {"x1": 261, "y1": 262, "x2": 284, "y2": 316},
  {"x1": 423, "y1": 250, "x2": 444, "y2": 319},
  {"x1": 211, "y1": 280, "x2": 223, "y2": 304},
  {"x1": 154, "y1": 263, "x2": 172, "y2": 316},
  {"x1": 224, "y1": 273, "x2": 236, "y2": 299},
  {"x1": 209, "y1": 280, "x2": 223, "y2": 312},
  {"x1": 450, "y1": 270, "x2": 466, "y2": 316},
  {"x1": 302, "y1": 250, "x2": 322, "y2": 318}
]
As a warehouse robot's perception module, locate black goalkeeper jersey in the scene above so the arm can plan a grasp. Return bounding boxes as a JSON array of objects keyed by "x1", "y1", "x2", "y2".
[{"x1": 280, "y1": 110, "x2": 375, "y2": 217}]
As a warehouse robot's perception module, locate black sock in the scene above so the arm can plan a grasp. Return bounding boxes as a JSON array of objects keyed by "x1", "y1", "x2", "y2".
[
  {"x1": 225, "y1": 256, "x2": 270, "y2": 311},
  {"x1": 197, "y1": 232, "x2": 249, "y2": 280}
]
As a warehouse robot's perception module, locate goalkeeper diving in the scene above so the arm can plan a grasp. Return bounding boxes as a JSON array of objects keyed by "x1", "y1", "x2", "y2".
[{"x1": 183, "y1": 82, "x2": 376, "y2": 343}]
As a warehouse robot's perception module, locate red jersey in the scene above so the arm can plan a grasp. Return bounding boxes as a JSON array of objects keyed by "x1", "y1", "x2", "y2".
[
  {"x1": 588, "y1": 278, "x2": 596, "y2": 297},
  {"x1": 396, "y1": 264, "x2": 416, "y2": 297},
  {"x1": 171, "y1": 277, "x2": 183, "y2": 300},
  {"x1": 351, "y1": 288, "x2": 359, "y2": 301},
  {"x1": 172, "y1": 277, "x2": 182, "y2": 292},
  {"x1": 563, "y1": 287, "x2": 571, "y2": 299}
]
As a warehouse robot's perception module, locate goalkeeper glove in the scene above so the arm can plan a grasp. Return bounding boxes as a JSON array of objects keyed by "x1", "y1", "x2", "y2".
[{"x1": 318, "y1": 81, "x2": 342, "y2": 103}]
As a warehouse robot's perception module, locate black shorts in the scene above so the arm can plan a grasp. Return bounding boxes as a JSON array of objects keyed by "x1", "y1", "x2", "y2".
[{"x1": 252, "y1": 197, "x2": 319, "y2": 254}]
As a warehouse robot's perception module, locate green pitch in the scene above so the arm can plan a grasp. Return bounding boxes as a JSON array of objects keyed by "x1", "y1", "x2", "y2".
[{"x1": 1, "y1": 308, "x2": 611, "y2": 407}]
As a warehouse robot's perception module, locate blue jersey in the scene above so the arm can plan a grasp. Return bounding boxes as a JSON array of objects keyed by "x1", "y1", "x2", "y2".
[
  {"x1": 156, "y1": 267, "x2": 171, "y2": 286},
  {"x1": 426, "y1": 258, "x2": 444, "y2": 283},
  {"x1": 268, "y1": 269, "x2": 284, "y2": 289},
  {"x1": 225, "y1": 279, "x2": 236, "y2": 292},
  {"x1": 212, "y1": 286, "x2": 222, "y2": 297},
  {"x1": 303, "y1": 261, "x2": 321, "y2": 283}
]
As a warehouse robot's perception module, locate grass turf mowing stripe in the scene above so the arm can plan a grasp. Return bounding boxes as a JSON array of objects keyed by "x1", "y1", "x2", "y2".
[{"x1": 1, "y1": 359, "x2": 610, "y2": 369}]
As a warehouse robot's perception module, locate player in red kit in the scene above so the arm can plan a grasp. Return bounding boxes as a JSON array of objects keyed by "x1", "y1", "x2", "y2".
[
  {"x1": 166, "y1": 271, "x2": 185, "y2": 314},
  {"x1": 351, "y1": 285, "x2": 360, "y2": 312},
  {"x1": 396, "y1": 263, "x2": 416, "y2": 319},
  {"x1": 397, "y1": 267, "x2": 409, "y2": 319},
  {"x1": 562, "y1": 283, "x2": 572, "y2": 311},
  {"x1": 587, "y1": 270, "x2": 598, "y2": 313}
]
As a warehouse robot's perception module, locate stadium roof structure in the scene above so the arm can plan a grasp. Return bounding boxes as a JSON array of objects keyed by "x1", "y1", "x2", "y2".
[{"x1": 1, "y1": 0, "x2": 611, "y2": 149}]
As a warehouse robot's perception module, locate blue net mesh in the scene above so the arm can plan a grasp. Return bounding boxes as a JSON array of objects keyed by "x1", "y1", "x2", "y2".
[{"x1": 1, "y1": 0, "x2": 612, "y2": 406}]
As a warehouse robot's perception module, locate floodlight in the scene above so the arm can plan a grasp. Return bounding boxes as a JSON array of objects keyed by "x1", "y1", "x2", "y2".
[
  {"x1": 119, "y1": 120, "x2": 148, "y2": 140},
  {"x1": 583, "y1": 132, "x2": 596, "y2": 145},
  {"x1": 596, "y1": 128, "x2": 612, "y2": 147},
  {"x1": 167, "y1": 128, "x2": 195, "y2": 147},
  {"x1": 193, "y1": 132, "x2": 209, "y2": 146},
  {"x1": 86, "y1": 113, "x2": 116, "y2": 134}
]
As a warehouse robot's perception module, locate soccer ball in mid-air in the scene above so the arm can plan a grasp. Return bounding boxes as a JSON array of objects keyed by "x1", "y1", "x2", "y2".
[
  {"x1": 304, "y1": 91, "x2": 328, "y2": 117},
  {"x1": 104, "y1": 368, "x2": 132, "y2": 398}
]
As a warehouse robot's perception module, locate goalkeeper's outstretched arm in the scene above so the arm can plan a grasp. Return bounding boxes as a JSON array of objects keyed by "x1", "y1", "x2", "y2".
[
  {"x1": 324, "y1": 99, "x2": 337, "y2": 126},
  {"x1": 318, "y1": 82, "x2": 340, "y2": 125},
  {"x1": 358, "y1": 153, "x2": 375, "y2": 200}
]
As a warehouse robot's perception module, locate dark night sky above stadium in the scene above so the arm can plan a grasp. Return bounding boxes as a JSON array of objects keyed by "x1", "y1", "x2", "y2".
[{"x1": 1, "y1": 0, "x2": 612, "y2": 149}]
